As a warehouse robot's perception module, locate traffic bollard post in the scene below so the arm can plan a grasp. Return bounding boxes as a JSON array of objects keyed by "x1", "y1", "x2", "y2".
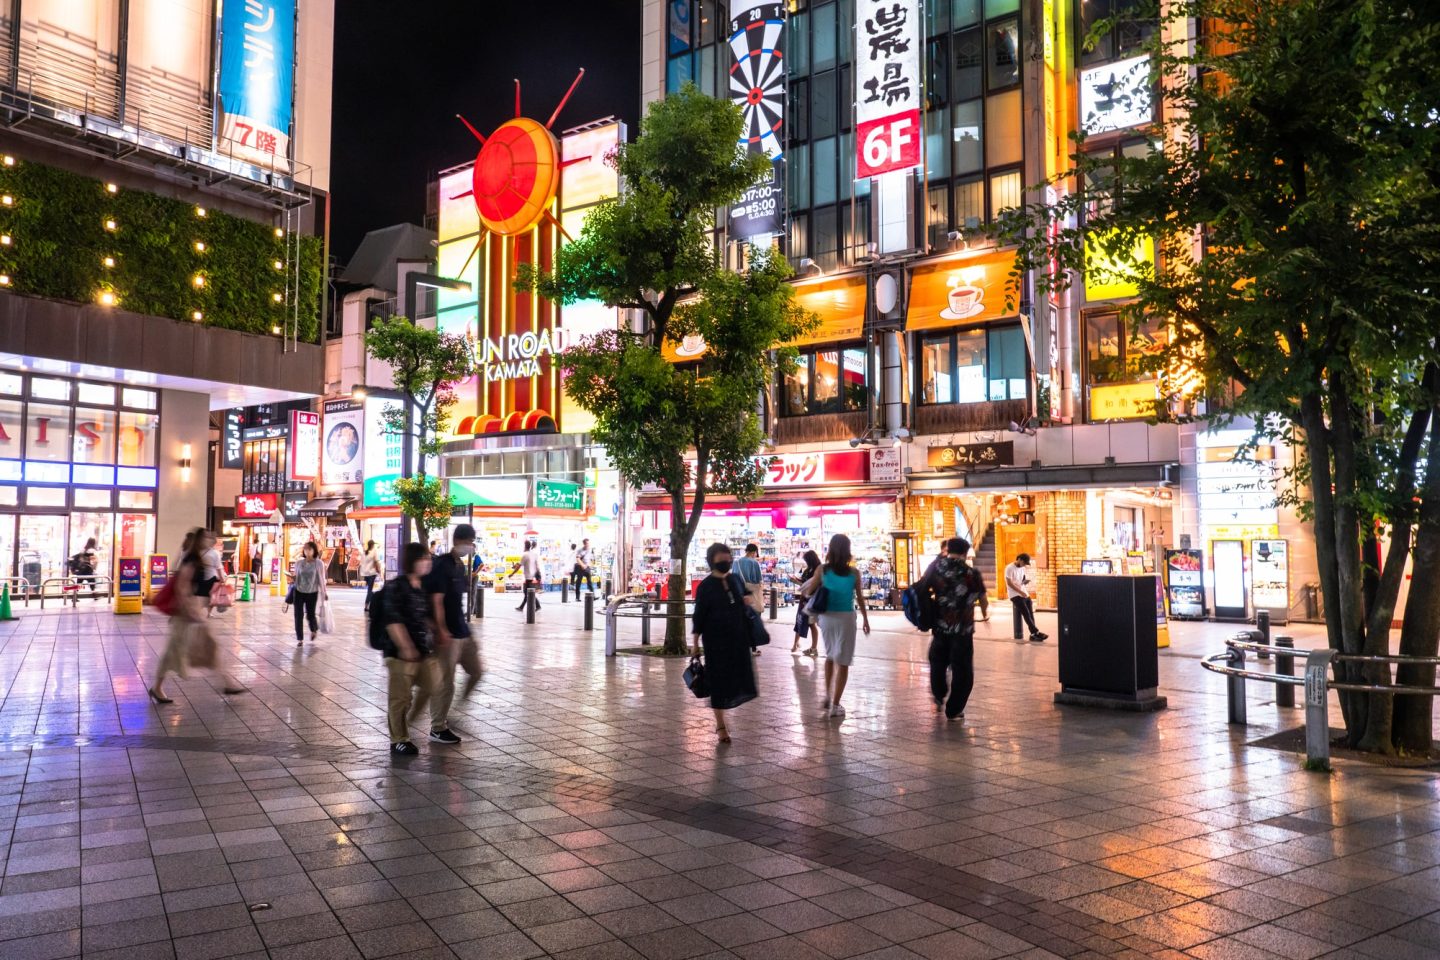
[
  {"x1": 769, "y1": 587, "x2": 778, "y2": 620},
  {"x1": 525, "y1": 586, "x2": 536, "y2": 624},
  {"x1": 1256, "y1": 610, "x2": 1271, "y2": 660},
  {"x1": 583, "y1": 592, "x2": 594, "y2": 631},
  {"x1": 1304, "y1": 649, "x2": 1335, "y2": 770},
  {"x1": 1226, "y1": 644, "x2": 1247, "y2": 726},
  {"x1": 1275, "y1": 635, "x2": 1295, "y2": 707}
]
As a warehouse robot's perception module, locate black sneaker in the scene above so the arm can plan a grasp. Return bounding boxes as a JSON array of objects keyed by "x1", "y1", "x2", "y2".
[
  {"x1": 1030, "y1": 633, "x2": 1047, "y2": 642},
  {"x1": 391, "y1": 741, "x2": 419, "y2": 756},
  {"x1": 429, "y1": 728, "x2": 462, "y2": 745}
]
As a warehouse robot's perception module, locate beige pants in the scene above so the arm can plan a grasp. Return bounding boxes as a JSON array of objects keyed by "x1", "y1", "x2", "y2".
[
  {"x1": 415, "y1": 637, "x2": 481, "y2": 732},
  {"x1": 384, "y1": 656, "x2": 441, "y2": 743}
]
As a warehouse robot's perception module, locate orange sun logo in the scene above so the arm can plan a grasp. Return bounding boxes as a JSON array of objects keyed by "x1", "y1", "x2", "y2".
[{"x1": 453, "y1": 70, "x2": 587, "y2": 273}]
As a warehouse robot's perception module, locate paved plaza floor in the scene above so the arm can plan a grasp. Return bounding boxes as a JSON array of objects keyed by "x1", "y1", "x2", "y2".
[{"x1": 1, "y1": 587, "x2": 1438, "y2": 959}]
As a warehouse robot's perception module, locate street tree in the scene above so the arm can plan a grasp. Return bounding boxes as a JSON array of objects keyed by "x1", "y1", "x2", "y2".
[
  {"x1": 520, "y1": 85, "x2": 815, "y2": 653},
  {"x1": 364, "y1": 316, "x2": 473, "y2": 545},
  {"x1": 993, "y1": 0, "x2": 1440, "y2": 752}
]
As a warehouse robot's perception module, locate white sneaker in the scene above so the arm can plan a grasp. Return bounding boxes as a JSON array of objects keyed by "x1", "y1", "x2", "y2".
[{"x1": 829, "y1": 704, "x2": 846, "y2": 718}]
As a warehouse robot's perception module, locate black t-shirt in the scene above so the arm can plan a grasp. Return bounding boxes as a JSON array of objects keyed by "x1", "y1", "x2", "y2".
[
  {"x1": 422, "y1": 552, "x2": 471, "y2": 640},
  {"x1": 378, "y1": 576, "x2": 434, "y2": 658}
]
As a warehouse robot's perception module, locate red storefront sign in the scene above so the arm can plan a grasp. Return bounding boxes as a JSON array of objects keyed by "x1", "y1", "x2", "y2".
[{"x1": 234, "y1": 493, "x2": 279, "y2": 519}]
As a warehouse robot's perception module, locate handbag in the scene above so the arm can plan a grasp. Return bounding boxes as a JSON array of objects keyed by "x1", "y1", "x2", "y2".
[
  {"x1": 804, "y1": 583, "x2": 831, "y2": 617},
  {"x1": 209, "y1": 582, "x2": 235, "y2": 612},
  {"x1": 728, "y1": 575, "x2": 770, "y2": 647},
  {"x1": 283, "y1": 585, "x2": 295, "y2": 608},
  {"x1": 153, "y1": 579, "x2": 178, "y2": 616},
  {"x1": 318, "y1": 597, "x2": 335, "y2": 634},
  {"x1": 683, "y1": 655, "x2": 710, "y2": 698}
]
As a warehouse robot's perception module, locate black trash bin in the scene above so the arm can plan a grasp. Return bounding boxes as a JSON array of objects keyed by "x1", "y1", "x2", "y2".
[{"x1": 1054, "y1": 574, "x2": 1168, "y2": 712}]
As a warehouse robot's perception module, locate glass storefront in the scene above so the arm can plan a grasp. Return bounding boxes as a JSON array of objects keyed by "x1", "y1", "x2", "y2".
[{"x1": 0, "y1": 372, "x2": 159, "y2": 592}]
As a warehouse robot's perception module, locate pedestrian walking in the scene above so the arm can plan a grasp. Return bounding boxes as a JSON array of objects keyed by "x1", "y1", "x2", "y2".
[
  {"x1": 920, "y1": 537, "x2": 986, "y2": 720},
  {"x1": 410, "y1": 523, "x2": 481, "y2": 744},
  {"x1": 735, "y1": 543, "x2": 765, "y2": 655},
  {"x1": 360, "y1": 540, "x2": 383, "y2": 611},
  {"x1": 691, "y1": 543, "x2": 758, "y2": 743},
  {"x1": 200, "y1": 532, "x2": 226, "y2": 618},
  {"x1": 572, "y1": 538, "x2": 597, "y2": 594},
  {"x1": 803, "y1": 534, "x2": 871, "y2": 719},
  {"x1": 1005, "y1": 553, "x2": 1047, "y2": 641},
  {"x1": 292, "y1": 541, "x2": 327, "y2": 646},
  {"x1": 513, "y1": 540, "x2": 543, "y2": 611},
  {"x1": 375, "y1": 543, "x2": 444, "y2": 756},
  {"x1": 790, "y1": 549, "x2": 821, "y2": 656},
  {"x1": 150, "y1": 528, "x2": 246, "y2": 702}
]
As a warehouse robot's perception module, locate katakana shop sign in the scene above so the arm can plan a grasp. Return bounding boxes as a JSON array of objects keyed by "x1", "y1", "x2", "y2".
[
  {"x1": 216, "y1": 0, "x2": 296, "y2": 168},
  {"x1": 727, "y1": 1, "x2": 787, "y2": 239},
  {"x1": 855, "y1": 0, "x2": 921, "y2": 178}
]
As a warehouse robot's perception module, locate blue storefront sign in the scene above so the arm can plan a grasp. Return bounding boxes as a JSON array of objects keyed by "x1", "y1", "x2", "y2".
[{"x1": 216, "y1": 0, "x2": 296, "y2": 167}]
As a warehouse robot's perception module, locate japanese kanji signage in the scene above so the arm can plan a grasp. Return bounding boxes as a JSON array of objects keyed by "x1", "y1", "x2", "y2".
[
  {"x1": 1088, "y1": 381, "x2": 1159, "y2": 422},
  {"x1": 727, "y1": 1, "x2": 787, "y2": 239},
  {"x1": 926, "y1": 442, "x2": 1015, "y2": 470},
  {"x1": 217, "y1": 0, "x2": 296, "y2": 168},
  {"x1": 855, "y1": 0, "x2": 921, "y2": 178}
]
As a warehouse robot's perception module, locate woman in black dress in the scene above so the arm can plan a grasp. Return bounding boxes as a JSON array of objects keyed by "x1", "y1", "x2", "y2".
[
  {"x1": 691, "y1": 543, "x2": 758, "y2": 743},
  {"x1": 790, "y1": 549, "x2": 822, "y2": 655}
]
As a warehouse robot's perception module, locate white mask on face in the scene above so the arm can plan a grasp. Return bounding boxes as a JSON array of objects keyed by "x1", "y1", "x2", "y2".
[{"x1": 456, "y1": 543, "x2": 474, "y2": 556}]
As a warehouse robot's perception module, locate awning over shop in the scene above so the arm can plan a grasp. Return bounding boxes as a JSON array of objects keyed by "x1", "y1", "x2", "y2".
[
  {"x1": 660, "y1": 273, "x2": 867, "y2": 362},
  {"x1": 298, "y1": 497, "x2": 355, "y2": 518},
  {"x1": 634, "y1": 485, "x2": 902, "y2": 513},
  {"x1": 906, "y1": 249, "x2": 1021, "y2": 332}
]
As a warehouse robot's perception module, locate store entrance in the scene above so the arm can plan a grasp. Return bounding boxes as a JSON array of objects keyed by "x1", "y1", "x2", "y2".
[
  {"x1": 17, "y1": 513, "x2": 67, "y2": 593},
  {"x1": 0, "y1": 511, "x2": 155, "y2": 596}
]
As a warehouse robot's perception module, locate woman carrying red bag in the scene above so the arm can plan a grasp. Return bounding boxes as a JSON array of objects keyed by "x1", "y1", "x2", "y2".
[{"x1": 149, "y1": 529, "x2": 247, "y2": 703}]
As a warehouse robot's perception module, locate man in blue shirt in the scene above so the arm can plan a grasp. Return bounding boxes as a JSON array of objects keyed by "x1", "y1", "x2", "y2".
[{"x1": 735, "y1": 543, "x2": 765, "y2": 655}]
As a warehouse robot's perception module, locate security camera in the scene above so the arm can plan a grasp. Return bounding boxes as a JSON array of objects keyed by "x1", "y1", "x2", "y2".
[{"x1": 848, "y1": 437, "x2": 861, "y2": 448}]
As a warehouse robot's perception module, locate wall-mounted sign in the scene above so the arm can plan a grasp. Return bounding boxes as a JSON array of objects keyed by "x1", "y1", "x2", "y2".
[
  {"x1": 222, "y1": 409, "x2": 244, "y2": 469},
  {"x1": 868, "y1": 447, "x2": 901, "y2": 483},
  {"x1": 287, "y1": 410, "x2": 320, "y2": 481},
  {"x1": 661, "y1": 449, "x2": 883, "y2": 494},
  {"x1": 1079, "y1": 54, "x2": 1152, "y2": 135},
  {"x1": 855, "y1": 0, "x2": 921, "y2": 178},
  {"x1": 535, "y1": 478, "x2": 584, "y2": 511},
  {"x1": 322, "y1": 400, "x2": 364, "y2": 485},
  {"x1": 1197, "y1": 429, "x2": 1280, "y2": 528},
  {"x1": 479, "y1": 330, "x2": 568, "y2": 383},
  {"x1": 728, "y1": 1, "x2": 786, "y2": 238},
  {"x1": 363, "y1": 398, "x2": 403, "y2": 508},
  {"x1": 235, "y1": 492, "x2": 279, "y2": 519},
  {"x1": 242, "y1": 423, "x2": 288, "y2": 441},
  {"x1": 926, "y1": 441, "x2": 1015, "y2": 470},
  {"x1": 216, "y1": 0, "x2": 296, "y2": 167},
  {"x1": 1164, "y1": 548, "x2": 1206, "y2": 619},
  {"x1": 1251, "y1": 539, "x2": 1289, "y2": 616},
  {"x1": 1089, "y1": 381, "x2": 1159, "y2": 422},
  {"x1": 449, "y1": 477, "x2": 528, "y2": 508}
]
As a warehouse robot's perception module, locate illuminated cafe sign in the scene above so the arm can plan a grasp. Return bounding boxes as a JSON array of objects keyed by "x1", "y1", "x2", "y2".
[
  {"x1": 927, "y1": 441, "x2": 1015, "y2": 470},
  {"x1": 477, "y1": 329, "x2": 568, "y2": 383}
]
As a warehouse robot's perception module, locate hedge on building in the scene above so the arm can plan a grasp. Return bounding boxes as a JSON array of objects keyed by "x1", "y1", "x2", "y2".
[{"x1": 0, "y1": 156, "x2": 323, "y2": 341}]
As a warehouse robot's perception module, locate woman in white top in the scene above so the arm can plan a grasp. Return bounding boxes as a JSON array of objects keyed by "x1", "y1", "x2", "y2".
[{"x1": 360, "y1": 540, "x2": 383, "y2": 611}]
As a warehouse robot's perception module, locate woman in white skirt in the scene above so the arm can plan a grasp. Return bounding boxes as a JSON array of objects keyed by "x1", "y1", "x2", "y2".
[{"x1": 802, "y1": 534, "x2": 871, "y2": 719}]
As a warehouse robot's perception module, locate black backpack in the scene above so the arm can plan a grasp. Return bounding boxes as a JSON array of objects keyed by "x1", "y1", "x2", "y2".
[{"x1": 367, "y1": 583, "x2": 390, "y2": 650}]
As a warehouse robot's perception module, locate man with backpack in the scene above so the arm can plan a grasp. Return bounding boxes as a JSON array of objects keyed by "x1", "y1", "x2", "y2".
[
  {"x1": 919, "y1": 537, "x2": 986, "y2": 721},
  {"x1": 369, "y1": 542, "x2": 451, "y2": 756}
]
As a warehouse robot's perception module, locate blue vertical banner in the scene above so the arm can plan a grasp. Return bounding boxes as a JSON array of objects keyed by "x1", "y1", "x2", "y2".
[{"x1": 216, "y1": 0, "x2": 296, "y2": 168}]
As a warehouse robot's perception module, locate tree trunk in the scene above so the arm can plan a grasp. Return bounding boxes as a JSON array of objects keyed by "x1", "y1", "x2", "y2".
[
  {"x1": 1331, "y1": 384, "x2": 1381, "y2": 749},
  {"x1": 664, "y1": 489, "x2": 691, "y2": 655},
  {"x1": 1393, "y1": 410, "x2": 1440, "y2": 755},
  {"x1": 1299, "y1": 391, "x2": 1356, "y2": 734}
]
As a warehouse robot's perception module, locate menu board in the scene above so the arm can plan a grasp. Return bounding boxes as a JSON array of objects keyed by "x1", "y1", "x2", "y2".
[
  {"x1": 1211, "y1": 539, "x2": 1247, "y2": 619},
  {"x1": 1165, "y1": 548, "x2": 1206, "y2": 619}
]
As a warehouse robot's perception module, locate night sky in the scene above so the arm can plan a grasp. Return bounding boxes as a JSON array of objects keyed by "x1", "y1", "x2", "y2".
[{"x1": 329, "y1": 0, "x2": 643, "y2": 263}]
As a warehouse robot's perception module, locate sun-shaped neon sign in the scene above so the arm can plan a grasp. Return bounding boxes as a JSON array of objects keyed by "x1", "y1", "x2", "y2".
[{"x1": 453, "y1": 70, "x2": 587, "y2": 271}]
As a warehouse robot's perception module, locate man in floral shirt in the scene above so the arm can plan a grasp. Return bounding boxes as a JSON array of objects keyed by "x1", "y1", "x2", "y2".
[{"x1": 920, "y1": 537, "x2": 986, "y2": 721}]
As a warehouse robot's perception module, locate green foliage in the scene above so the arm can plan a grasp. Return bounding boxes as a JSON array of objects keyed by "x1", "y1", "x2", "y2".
[
  {"x1": 364, "y1": 317, "x2": 473, "y2": 537},
  {"x1": 0, "y1": 157, "x2": 322, "y2": 340},
  {"x1": 393, "y1": 475, "x2": 453, "y2": 544}
]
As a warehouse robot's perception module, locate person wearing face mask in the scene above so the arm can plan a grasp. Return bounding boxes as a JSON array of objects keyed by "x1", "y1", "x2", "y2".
[
  {"x1": 413, "y1": 524, "x2": 481, "y2": 745},
  {"x1": 691, "y1": 543, "x2": 759, "y2": 744}
]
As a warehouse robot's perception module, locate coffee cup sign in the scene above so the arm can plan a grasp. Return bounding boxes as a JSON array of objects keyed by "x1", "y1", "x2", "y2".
[{"x1": 941, "y1": 267, "x2": 988, "y2": 320}]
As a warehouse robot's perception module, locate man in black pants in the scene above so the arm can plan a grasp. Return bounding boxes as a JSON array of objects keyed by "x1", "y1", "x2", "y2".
[
  {"x1": 1004, "y1": 553, "x2": 1047, "y2": 641},
  {"x1": 920, "y1": 538, "x2": 985, "y2": 721}
]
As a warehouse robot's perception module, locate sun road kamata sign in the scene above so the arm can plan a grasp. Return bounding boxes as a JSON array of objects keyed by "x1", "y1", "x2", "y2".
[{"x1": 855, "y1": 0, "x2": 921, "y2": 179}]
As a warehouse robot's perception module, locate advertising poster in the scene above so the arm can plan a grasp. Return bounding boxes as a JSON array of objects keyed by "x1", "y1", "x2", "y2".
[
  {"x1": 1251, "y1": 539, "x2": 1289, "y2": 615},
  {"x1": 287, "y1": 410, "x2": 320, "y2": 481},
  {"x1": 727, "y1": 1, "x2": 786, "y2": 238},
  {"x1": 117, "y1": 557, "x2": 143, "y2": 598},
  {"x1": 1211, "y1": 538, "x2": 1247, "y2": 619},
  {"x1": 363, "y1": 397, "x2": 403, "y2": 508},
  {"x1": 322, "y1": 400, "x2": 364, "y2": 485},
  {"x1": 855, "y1": 0, "x2": 921, "y2": 178},
  {"x1": 216, "y1": 0, "x2": 296, "y2": 167},
  {"x1": 1164, "y1": 548, "x2": 1206, "y2": 619}
]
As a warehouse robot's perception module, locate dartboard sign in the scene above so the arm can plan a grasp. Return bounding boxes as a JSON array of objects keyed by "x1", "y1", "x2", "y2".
[{"x1": 727, "y1": 1, "x2": 786, "y2": 240}]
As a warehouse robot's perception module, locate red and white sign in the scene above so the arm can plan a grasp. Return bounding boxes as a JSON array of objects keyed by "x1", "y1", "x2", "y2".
[
  {"x1": 665, "y1": 450, "x2": 890, "y2": 492},
  {"x1": 288, "y1": 410, "x2": 320, "y2": 481},
  {"x1": 234, "y1": 493, "x2": 279, "y2": 519},
  {"x1": 855, "y1": 0, "x2": 921, "y2": 178}
]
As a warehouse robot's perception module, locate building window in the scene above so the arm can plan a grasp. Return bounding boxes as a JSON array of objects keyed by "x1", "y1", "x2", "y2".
[
  {"x1": 919, "y1": 323, "x2": 1029, "y2": 404},
  {"x1": 1084, "y1": 311, "x2": 1169, "y2": 385},
  {"x1": 781, "y1": 345, "x2": 867, "y2": 416},
  {"x1": 1080, "y1": 0, "x2": 1158, "y2": 67}
]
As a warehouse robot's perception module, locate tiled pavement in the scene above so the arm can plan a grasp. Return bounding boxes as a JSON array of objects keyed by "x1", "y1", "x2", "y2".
[{"x1": 1, "y1": 589, "x2": 1439, "y2": 959}]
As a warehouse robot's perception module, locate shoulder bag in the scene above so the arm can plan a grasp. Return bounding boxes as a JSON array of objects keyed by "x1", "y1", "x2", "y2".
[
  {"x1": 728, "y1": 574, "x2": 771, "y2": 647},
  {"x1": 803, "y1": 575, "x2": 831, "y2": 616}
]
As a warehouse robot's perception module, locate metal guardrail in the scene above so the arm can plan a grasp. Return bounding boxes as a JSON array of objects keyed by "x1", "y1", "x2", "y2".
[
  {"x1": 1202, "y1": 634, "x2": 1440, "y2": 770},
  {"x1": 232, "y1": 573, "x2": 259, "y2": 601},
  {"x1": 38, "y1": 576, "x2": 114, "y2": 608},
  {"x1": 604, "y1": 593, "x2": 697, "y2": 656},
  {"x1": 0, "y1": 576, "x2": 32, "y2": 606}
]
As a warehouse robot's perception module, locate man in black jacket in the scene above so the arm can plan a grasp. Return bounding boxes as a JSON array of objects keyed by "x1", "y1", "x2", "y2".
[{"x1": 378, "y1": 542, "x2": 443, "y2": 756}]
